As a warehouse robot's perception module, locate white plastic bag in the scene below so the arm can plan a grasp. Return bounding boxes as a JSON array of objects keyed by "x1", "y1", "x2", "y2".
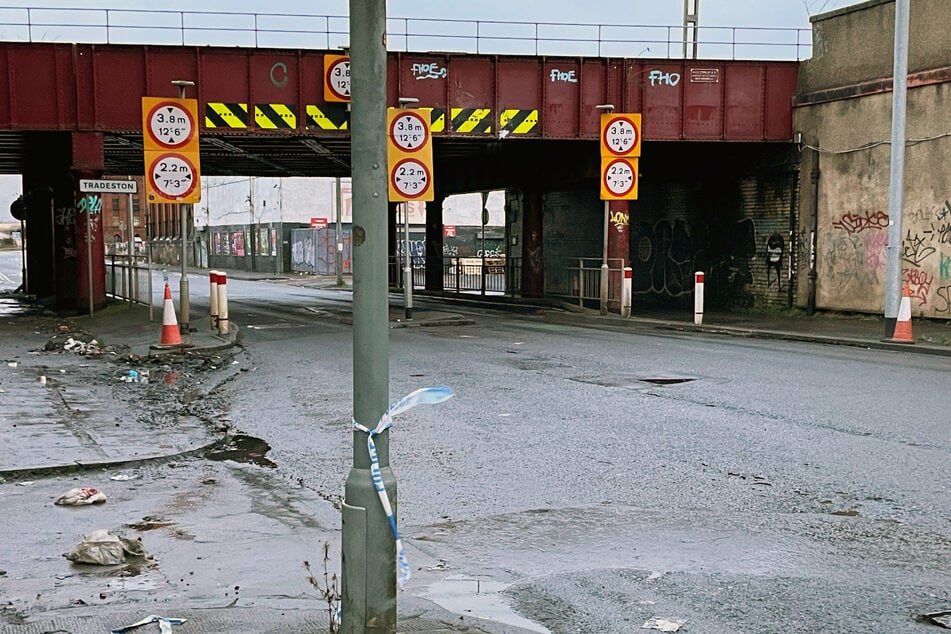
[
  {"x1": 64, "y1": 529, "x2": 146, "y2": 565},
  {"x1": 54, "y1": 487, "x2": 107, "y2": 506}
]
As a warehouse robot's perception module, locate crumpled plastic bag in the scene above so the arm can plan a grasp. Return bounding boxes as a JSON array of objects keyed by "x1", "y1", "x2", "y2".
[
  {"x1": 64, "y1": 529, "x2": 147, "y2": 565},
  {"x1": 54, "y1": 487, "x2": 107, "y2": 506}
]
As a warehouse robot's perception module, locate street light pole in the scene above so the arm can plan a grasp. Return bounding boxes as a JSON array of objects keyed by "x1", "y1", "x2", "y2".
[
  {"x1": 596, "y1": 103, "x2": 614, "y2": 316},
  {"x1": 343, "y1": 1, "x2": 395, "y2": 631},
  {"x1": 883, "y1": 0, "x2": 909, "y2": 338},
  {"x1": 171, "y1": 79, "x2": 194, "y2": 334}
]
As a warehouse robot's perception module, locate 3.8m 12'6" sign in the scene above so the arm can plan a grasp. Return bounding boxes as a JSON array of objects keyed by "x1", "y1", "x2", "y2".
[{"x1": 142, "y1": 96, "x2": 202, "y2": 204}]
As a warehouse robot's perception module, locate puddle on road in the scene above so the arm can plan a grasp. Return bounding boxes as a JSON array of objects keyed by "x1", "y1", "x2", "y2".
[
  {"x1": 423, "y1": 575, "x2": 550, "y2": 634},
  {"x1": 205, "y1": 434, "x2": 277, "y2": 468}
]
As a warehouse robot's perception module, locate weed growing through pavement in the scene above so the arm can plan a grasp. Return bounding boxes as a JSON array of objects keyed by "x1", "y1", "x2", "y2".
[{"x1": 305, "y1": 541, "x2": 341, "y2": 633}]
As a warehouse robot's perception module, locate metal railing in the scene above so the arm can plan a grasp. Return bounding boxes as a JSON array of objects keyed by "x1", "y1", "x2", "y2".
[
  {"x1": 389, "y1": 256, "x2": 522, "y2": 296},
  {"x1": 105, "y1": 254, "x2": 150, "y2": 305},
  {"x1": 545, "y1": 257, "x2": 625, "y2": 305},
  {"x1": 0, "y1": 7, "x2": 812, "y2": 60}
]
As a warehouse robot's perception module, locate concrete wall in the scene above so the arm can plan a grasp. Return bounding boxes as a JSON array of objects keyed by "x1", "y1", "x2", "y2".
[
  {"x1": 803, "y1": 0, "x2": 951, "y2": 93},
  {"x1": 795, "y1": 0, "x2": 951, "y2": 318}
]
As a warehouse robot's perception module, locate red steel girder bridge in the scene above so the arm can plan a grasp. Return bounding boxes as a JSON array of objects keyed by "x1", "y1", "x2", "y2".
[{"x1": 0, "y1": 42, "x2": 797, "y2": 184}]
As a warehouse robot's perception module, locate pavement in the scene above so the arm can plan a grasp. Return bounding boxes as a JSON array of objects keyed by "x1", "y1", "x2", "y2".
[{"x1": 1, "y1": 273, "x2": 949, "y2": 633}]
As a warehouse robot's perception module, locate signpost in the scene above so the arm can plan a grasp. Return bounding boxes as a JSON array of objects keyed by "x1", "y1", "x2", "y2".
[
  {"x1": 143, "y1": 92, "x2": 201, "y2": 334},
  {"x1": 387, "y1": 108, "x2": 434, "y2": 203},
  {"x1": 310, "y1": 217, "x2": 329, "y2": 229},
  {"x1": 599, "y1": 110, "x2": 642, "y2": 315},
  {"x1": 79, "y1": 179, "x2": 138, "y2": 194},
  {"x1": 387, "y1": 105, "x2": 434, "y2": 321}
]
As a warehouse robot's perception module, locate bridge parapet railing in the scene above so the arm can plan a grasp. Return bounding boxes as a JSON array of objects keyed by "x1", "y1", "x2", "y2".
[{"x1": 0, "y1": 7, "x2": 812, "y2": 60}]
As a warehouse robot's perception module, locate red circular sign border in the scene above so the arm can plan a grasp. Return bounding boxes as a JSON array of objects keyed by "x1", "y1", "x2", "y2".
[
  {"x1": 390, "y1": 157, "x2": 432, "y2": 199},
  {"x1": 389, "y1": 111, "x2": 430, "y2": 153},
  {"x1": 602, "y1": 158, "x2": 637, "y2": 197},
  {"x1": 601, "y1": 114, "x2": 640, "y2": 157},
  {"x1": 148, "y1": 153, "x2": 199, "y2": 201},
  {"x1": 325, "y1": 57, "x2": 351, "y2": 102},
  {"x1": 146, "y1": 101, "x2": 196, "y2": 150}
]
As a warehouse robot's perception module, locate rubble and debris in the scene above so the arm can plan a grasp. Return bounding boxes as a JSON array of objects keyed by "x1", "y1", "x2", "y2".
[
  {"x1": 917, "y1": 610, "x2": 951, "y2": 629},
  {"x1": 110, "y1": 473, "x2": 140, "y2": 481},
  {"x1": 110, "y1": 614, "x2": 187, "y2": 633},
  {"x1": 54, "y1": 487, "x2": 107, "y2": 506},
  {"x1": 64, "y1": 529, "x2": 147, "y2": 565},
  {"x1": 642, "y1": 617, "x2": 688, "y2": 632},
  {"x1": 63, "y1": 337, "x2": 102, "y2": 355}
]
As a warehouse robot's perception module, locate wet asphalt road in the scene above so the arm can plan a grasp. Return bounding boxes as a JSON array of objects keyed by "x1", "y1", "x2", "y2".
[
  {"x1": 218, "y1": 279, "x2": 950, "y2": 633},
  {"x1": 0, "y1": 262, "x2": 949, "y2": 632}
]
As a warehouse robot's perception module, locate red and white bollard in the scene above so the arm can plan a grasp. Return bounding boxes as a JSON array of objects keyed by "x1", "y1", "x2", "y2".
[
  {"x1": 209, "y1": 271, "x2": 219, "y2": 330},
  {"x1": 694, "y1": 271, "x2": 704, "y2": 326},
  {"x1": 621, "y1": 267, "x2": 632, "y2": 318},
  {"x1": 216, "y1": 272, "x2": 229, "y2": 335}
]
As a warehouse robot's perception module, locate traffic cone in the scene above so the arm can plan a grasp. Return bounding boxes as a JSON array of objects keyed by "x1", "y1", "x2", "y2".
[
  {"x1": 158, "y1": 283, "x2": 183, "y2": 347},
  {"x1": 891, "y1": 283, "x2": 914, "y2": 343}
]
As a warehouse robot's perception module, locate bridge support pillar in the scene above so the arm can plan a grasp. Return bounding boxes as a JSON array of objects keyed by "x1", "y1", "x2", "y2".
[
  {"x1": 520, "y1": 189, "x2": 544, "y2": 298},
  {"x1": 424, "y1": 194, "x2": 445, "y2": 291},
  {"x1": 21, "y1": 131, "x2": 106, "y2": 312},
  {"x1": 607, "y1": 200, "x2": 630, "y2": 311}
]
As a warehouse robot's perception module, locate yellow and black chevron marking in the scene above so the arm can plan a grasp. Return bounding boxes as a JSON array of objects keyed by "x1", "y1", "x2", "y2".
[
  {"x1": 205, "y1": 103, "x2": 248, "y2": 129},
  {"x1": 305, "y1": 104, "x2": 349, "y2": 130},
  {"x1": 424, "y1": 108, "x2": 446, "y2": 133},
  {"x1": 451, "y1": 108, "x2": 492, "y2": 134},
  {"x1": 500, "y1": 109, "x2": 539, "y2": 135},
  {"x1": 254, "y1": 104, "x2": 297, "y2": 129}
]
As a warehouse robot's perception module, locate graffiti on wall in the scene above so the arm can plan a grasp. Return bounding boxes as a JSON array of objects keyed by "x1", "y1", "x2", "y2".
[
  {"x1": 648, "y1": 70, "x2": 681, "y2": 87},
  {"x1": 831, "y1": 210, "x2": 888, "y2": 235},
  {"x1": 765, "y1": 233, "x2": 785, "y2": 289},
  {"x1": 411, "y1": 62, "x2": 447, "y2": 80},
  {"x1": 630, "y1": 217, "x2": 759, "y2": 302},
  {"x1": 903, "y1": 268, "x2": 933, "y2": 305},
  {"x1": 826, "y1": 200, "x2": 951, "y2": 308}
]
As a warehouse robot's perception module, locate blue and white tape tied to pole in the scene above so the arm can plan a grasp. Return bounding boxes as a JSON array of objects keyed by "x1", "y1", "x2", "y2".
[{"x1": 352, "y1": 386, "x2": 453, "y2": 588}]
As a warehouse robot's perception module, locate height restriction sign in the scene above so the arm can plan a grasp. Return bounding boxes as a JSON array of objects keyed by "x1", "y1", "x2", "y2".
[
  {"x1": 600, "y1": 113, "x2": 641, "y2": 158},
  {"x1": 600, "y1": 157, "x2": 639, "y2": 200},
  {"x1": 142, "y1": 96, "x2": 201, "y2": 203},
  {"x1": 387, "y1": 107, "x2": 434, "y2": 201},
  {"x1": 324, "y1": 54, "x2": 351, "y2": 102}
]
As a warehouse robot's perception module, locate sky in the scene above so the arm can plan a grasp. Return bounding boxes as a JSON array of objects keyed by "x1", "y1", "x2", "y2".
[{"x1": 0, "y1": 0, "x2": 865, "y2": 221}]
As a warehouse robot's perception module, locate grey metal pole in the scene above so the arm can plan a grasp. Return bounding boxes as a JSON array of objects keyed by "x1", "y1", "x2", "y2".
[
  {"x1": 404, "y1": 203, "x2": 413, "y2": 319},
  {"x1": 600, "y1": 199, "x2": 609, "y2": 315},
  {"x1": 179, "y1": 201, "x2": 189, "y2": 332},
  {"x1": 883, "y1": 0, "x2": 909, "y2": 338},
  {"x1": 807, "y1": 144, "x2": 819, "y2": 316},
  {"x1": 127, "y1": 186, "x2": 134, "y2": 302},
  {"x1": 176, "y1": 82, "x2": 191, "y2": 334},
  {"x1": 147, "y1": 204, "x2": 154, "y2": 322},
  {"x1": 343, "y1": 0, "x2": 395, "y2": 632},
  {"x1": 336, "y1": 176, "x2": 344, "y2": 286}
]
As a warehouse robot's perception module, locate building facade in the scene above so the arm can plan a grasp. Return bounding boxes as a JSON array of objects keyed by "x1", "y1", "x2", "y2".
[{"x1": 794, "y1": 0, "x2": 951, "y2": 318}]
